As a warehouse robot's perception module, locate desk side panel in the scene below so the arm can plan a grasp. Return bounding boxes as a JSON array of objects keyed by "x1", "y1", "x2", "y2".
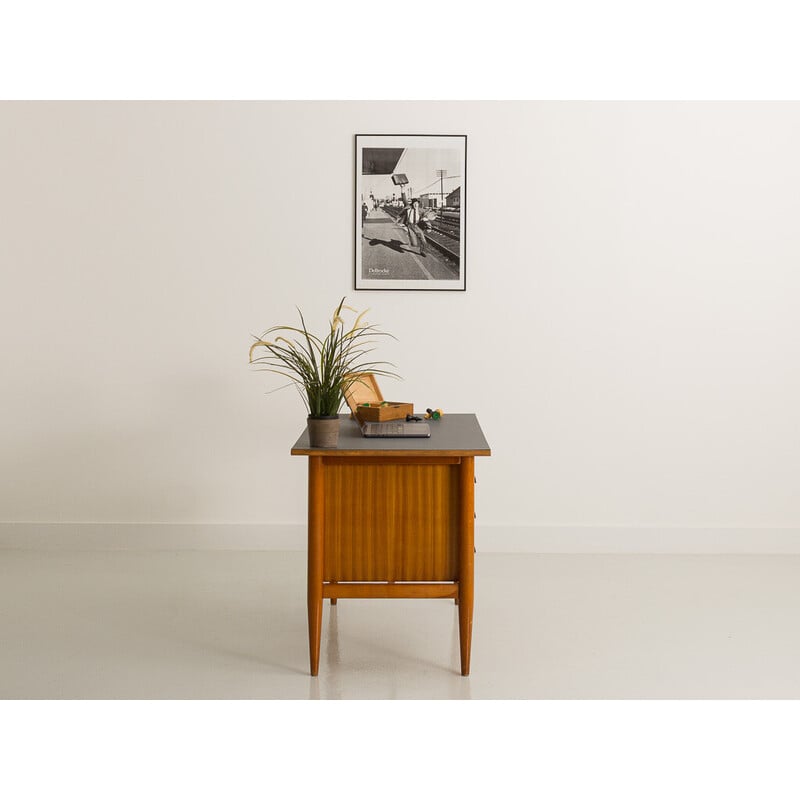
[{"x1": 323, "y1": 462, "x2": 459, "y2": 582}]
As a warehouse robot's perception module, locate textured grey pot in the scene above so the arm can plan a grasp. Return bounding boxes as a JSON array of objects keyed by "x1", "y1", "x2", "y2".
[{"x1": 307, "y1": 415, "x2": 340, "y2": 448}]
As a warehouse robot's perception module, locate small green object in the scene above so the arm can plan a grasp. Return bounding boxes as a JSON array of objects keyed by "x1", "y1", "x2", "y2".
[{"x1": 361, "y1": 402, "x2": 370, "y2": 407}]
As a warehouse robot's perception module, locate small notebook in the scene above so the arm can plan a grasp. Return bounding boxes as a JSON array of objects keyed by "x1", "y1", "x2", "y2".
[{"x1": 361, "y1": 421, "x2": 431, "y2": 438}]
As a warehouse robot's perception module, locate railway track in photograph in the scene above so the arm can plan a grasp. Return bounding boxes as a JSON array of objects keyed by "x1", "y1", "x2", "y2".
[{"x1": 383, "y1": 206, "x2": 461, "y2": 261}]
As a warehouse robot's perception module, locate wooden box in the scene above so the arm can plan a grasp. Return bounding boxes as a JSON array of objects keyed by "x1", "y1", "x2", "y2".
[
  {"x1": 354, "y1": 401, "x2": 414, "y2": 423},
  {"x1": 344, "y1": 373, "x2": 413, "y2": 423}
]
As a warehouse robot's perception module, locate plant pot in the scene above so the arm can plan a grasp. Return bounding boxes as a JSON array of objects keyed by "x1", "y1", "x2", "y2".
[{"x1": 307, "y1": 415, "x2": 340, "y2": 448}]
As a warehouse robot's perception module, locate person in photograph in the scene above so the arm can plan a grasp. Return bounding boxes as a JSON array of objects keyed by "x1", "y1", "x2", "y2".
[
  {"x1": 361, "y1": 201, "x2": 369, "y2": 226},
  {"x1": 398, "y1": 197, "x2": 428, "y2": 257}
]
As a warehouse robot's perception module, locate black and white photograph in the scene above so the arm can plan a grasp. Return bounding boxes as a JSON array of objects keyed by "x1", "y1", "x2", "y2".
[{"x1": 355, "y1": 134, "x2": 466, "y2": 291}]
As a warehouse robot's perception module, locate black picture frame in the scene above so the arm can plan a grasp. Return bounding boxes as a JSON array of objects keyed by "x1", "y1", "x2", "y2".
[{"x1": 354, "y1": 134, "x2": 467, "y2": 291}]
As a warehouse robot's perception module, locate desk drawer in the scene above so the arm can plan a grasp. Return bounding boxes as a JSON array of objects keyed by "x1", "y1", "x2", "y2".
[{"x1": 322, "y1": 461, "x2": 460, "y2": 582}]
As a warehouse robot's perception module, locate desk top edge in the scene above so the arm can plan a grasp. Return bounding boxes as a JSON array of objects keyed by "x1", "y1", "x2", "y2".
[{"x1": 290, "y1": 446, "x2": 492, "y2": 457}]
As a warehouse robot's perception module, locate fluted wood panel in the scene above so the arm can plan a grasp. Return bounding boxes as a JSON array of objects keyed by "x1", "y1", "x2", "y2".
[{"x1": 322, "y1": 461, "x2": 459, "y2": 582}]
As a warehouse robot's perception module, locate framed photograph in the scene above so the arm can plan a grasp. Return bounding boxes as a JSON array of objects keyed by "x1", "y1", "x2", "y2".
[{"x1": 355, "y1": 134, "x2": 466, "y2": 291}]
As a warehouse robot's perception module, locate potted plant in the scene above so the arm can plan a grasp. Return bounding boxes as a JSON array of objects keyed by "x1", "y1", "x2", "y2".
[{"x1": 248, "y1": 298, "x2": 398, "y2": 447}]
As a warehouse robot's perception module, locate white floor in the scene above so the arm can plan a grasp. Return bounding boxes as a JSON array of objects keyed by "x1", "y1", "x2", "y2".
[{"x1": 1, "y1": 549, "x2": 799, "y2": 699}]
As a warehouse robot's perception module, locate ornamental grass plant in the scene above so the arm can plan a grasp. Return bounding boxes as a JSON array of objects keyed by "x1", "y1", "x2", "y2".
[{"x1": 248, "y1": 298, "x2": 398, "y2": 418}]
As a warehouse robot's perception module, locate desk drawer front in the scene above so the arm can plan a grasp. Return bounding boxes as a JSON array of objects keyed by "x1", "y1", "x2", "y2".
[{"x1": 322, "y1": 462, "x2": 459, "y2": 582}]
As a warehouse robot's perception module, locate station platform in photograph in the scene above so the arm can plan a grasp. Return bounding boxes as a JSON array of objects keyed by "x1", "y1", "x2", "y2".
[{"x1": 360, "y1": 209, "x2": 459, "y2": 281}]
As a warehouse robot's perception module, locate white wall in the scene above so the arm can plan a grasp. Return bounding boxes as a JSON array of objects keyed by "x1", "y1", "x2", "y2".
[{"x1": 2, "y1": 102, "x2": 799, "y2": 548}]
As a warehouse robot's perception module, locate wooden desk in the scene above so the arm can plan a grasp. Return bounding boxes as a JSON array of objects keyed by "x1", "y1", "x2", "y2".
[{"x1": 291, "y1": 413, "x2": 491, "y2": 676}]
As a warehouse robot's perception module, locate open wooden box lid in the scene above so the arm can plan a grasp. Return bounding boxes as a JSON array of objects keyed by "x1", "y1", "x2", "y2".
[
  {"x1": 343, "y1": 373, "x2": 413, "y2": 423},
  {"x1": 344, "y1": 373, "x2": 383, "y2": 414}
]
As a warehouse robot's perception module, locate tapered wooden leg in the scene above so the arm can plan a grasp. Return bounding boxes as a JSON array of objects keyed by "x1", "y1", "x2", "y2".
[
  {"x1": 458, "y1": 457, "x2": 475, "y2": 676},
  {"x1": 308, "y1": 457, "x2": 324, "y2": 676}
]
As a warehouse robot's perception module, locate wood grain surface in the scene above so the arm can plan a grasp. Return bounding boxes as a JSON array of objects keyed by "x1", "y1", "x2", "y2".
[{"x1": 321, "y1": 459, "x2": 460, "y2": 582}]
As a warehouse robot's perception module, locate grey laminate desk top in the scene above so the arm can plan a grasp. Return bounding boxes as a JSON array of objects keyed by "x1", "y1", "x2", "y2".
[{"x1": 291, "y1": 413, "x2": 491, "y2": 456}]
